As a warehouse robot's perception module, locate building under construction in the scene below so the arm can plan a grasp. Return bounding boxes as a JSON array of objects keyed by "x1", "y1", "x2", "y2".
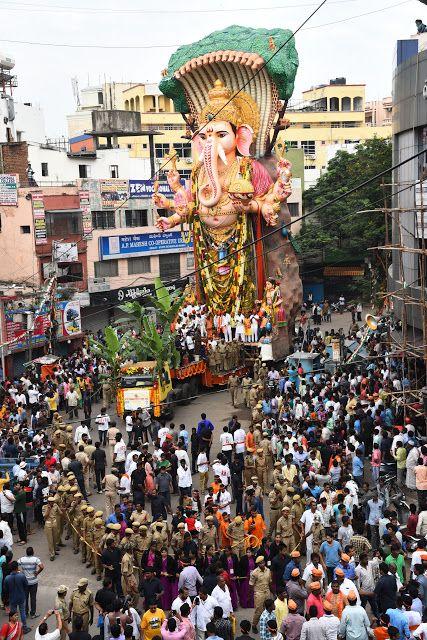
[{"x1": 386, "y1": 36, "x2": 427, "y2": 418}]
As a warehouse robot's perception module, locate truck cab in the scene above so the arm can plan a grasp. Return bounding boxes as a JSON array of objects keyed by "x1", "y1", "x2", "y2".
[{"x1": 117, "y1": 361, "x2": 173, "y2": 419}]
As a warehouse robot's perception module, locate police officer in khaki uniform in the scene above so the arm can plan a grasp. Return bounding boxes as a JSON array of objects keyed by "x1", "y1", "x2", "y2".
[
  {"x1": 241, "y1": 375, "x2": 252, "y2": 408},
  {"x1": 55, "y1": 585, "x2": 70, "y2": 640},
  {"x1": 71, "y1": 496, "x2": 85, "y2": 554},
  {"x1": 69, "y1": 578, "x2": 93, "y2": 631},
  {"x1": 255, "y1": 449, "x2": 268, "y2": 492},
  {"x1": 217, "y1": 340, "x2": 226, "y2": 373},
  {"x1": 268, "y1": 484, "x2": 283, "y2": 537},
  {"x1": 226, "y1": 515, "x2": 246, "y2": 558},
  {"x1": 92, "y1": 516, "x2": 105, "y2": 579},
  {"x1": 249, "y1": 556, "x2": 272, "y2": 632},
  {"x1": 199, "y1": 515, "x2": 218, "y2": 550},
  {"x1": 121, "y1": 545, "x2": 138, "y2": 607},
  {"x1": 80, "y1": 505, "x2": 92, "y2": 564},
  {"x1": 65, "y1": 425, "x2": 74, "y2": 451},
  {"x1": 43, "y1": 496, "x2": 58, "y2": 561},
  {"x1": 134, "y1": 525, "x2": 150, "y2": 569},
  {"x1": 171, "y1": 523, "x2": 186, "y2": 553},
  {"x1": 276, "y1": 506, "x2": 295, "y2": 549},
  {"x1": 243, "y1": 453, "x2": 256, "y2": 487},
  {"x1": 150, "y1": 519, "x2": 169, "y2": 546},
  {"x1": 84, "y1": 506, "x2": 96, "y2": 568},
  {"x1": 272, "y1": 461, "x2": 283, "y2": 485},
  {"x1": 248, "y1": 385, "x2": 259, "y2": 410},
  {"x1": 227, "y1": 374, "x2": 240, "y2": 408}
]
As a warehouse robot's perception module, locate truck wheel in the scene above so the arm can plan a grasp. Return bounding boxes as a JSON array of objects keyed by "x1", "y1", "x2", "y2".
[
  {"x1": 181, "y1": 382, "x2": 191, "y2": 404},
  {"x1": 188, "y1": 377, "x2": 199, "y2": 399},
  {"x1": 164, "y1": 391, "x2": 175, "y2": 419}
]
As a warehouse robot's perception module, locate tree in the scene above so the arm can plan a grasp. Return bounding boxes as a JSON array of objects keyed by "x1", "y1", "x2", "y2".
[
  {"x1": 89, "y1": 326, "x2": 132, "y2": 395},
  {"x1": 299, "y1": 137, "x2": 392, "y2": 263}
]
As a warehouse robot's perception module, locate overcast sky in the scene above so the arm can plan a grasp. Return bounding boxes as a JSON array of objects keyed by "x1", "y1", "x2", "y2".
[{"x1": 1, "y1": 0, "x2": 423, "y2": 137}]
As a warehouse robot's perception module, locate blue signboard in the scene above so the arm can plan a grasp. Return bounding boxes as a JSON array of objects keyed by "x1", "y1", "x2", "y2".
[
  {"x1": 99, "y1": 231, "x2": 193, "y2": 260},
  {"x1": 129, "y1": 179, "x2": 175, "y2": 199}
]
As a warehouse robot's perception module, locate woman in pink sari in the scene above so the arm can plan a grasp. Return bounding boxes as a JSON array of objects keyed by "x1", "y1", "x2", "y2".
[{"x1": 145, "y1": 454, "x2": 156, "y2": 495}]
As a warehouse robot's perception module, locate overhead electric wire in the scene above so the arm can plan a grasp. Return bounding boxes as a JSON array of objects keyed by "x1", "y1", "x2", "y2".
[
  {"x1": 0, "y1": 0, "x2": 410, "y2": 48},
  {"x1": 11, "y1": 0, "x2": 328, "y2": 289}
]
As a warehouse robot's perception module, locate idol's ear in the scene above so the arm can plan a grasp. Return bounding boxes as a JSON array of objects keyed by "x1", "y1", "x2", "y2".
[
  {"x1": 192, "y1": 135, "x2": 205, "y2": 161},
  {"x1": 236, "y1": 125, "x2": 254, "y2": 156}
]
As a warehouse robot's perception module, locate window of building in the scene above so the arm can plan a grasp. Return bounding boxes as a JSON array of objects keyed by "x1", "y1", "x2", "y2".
[
  {"x1": 127, "y1": 256, "x2": 151, "y2": 275},
  {"x1": 287, "y1": 203, "x2": 299, "y2": 217},
  {"x1": 173, "y1": 142, "x2": 192, "y2": 159},
  {"x1": 302, "y1": 124, "x2": 311, "y2": 129},
  {"x1": 91, "y1": 210, "x2": 116, "y2": 229},
  {"x1": 20, "y1": 225, "x2": 31, "y2": 234},
  {"x1": 125, "y1": 209, "x2": 148, "y2": 227},
  {"x1": 304, "y1": 165, "x2": 316, "y2": 170},
  {"x1": 343, "y1": 121, "x2": 358, "y2": 128},
  {"x1": 301, "y1": 140, "x2": 316, "y2": 155},
  {"x1": 329, "y1": 97, "x2": 339, "y2": 112},
  {"x1": 41, "y1": 162, "x2": 48, "y2": 177},
  {"x1": 142, "y1": 143, "x2": 148, "y2": 149},
  {"x1": 45, "y1": 211, "x2": 82, "y2": 236},
  {"x1": 186, "y1": 254, "x2": 195, "y2": 269},
  {"x1": 287, "y1": 141, "x2": 298, "y2": 148},
  {"x1": 178, "y1": 170, "x2": 191, "y2": 180},
  {"x1": 127, "y1": 144, "x2": 132, "y2": 149},
  {"x1": 155, "y1": 143, "x2": 170, "y2": 158},
  {"x1": 79, "y1": 164, "x2": 90, "y2": 178},
  {"x1": 341, "y1": 97, "x2": 351, "y2": 112},
  {"x1": 98, "y1": 91, "x2": 104, "y2": 105},
  {"x1": 109, "y1": 165, "x2": 119, "y2": 178},
  {"x1": 94, "y1": 260, "x2": 119, "y2": 278},
  {"x1": 331, "y1": 122, "x2": 341, "y2": 128},
  {"x1": 159, "y1": 253, "x2": 180, "y2": 280},
  {"x1": 353, "y1": 96, "x2": 363, "y2": 111}
]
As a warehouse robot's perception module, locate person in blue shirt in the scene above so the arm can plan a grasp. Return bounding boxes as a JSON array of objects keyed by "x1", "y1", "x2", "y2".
[
  {"x1": 334, "y1": 553, "x2": 356, "y2": 581},
  {"x1": 386, "y1": 598, "x2": 411, "y2": 640},
  {"x1": 352, "y1": 450, "x2": 364, "y2": 487},
  {"x1": 320, "y1": 535, "x2": 342, "y2": 583},
  {"x1": 283, "y1": 551, "x2": 301, "y2": 582},
  {"x1": 196, "y1": 413, "x2": 214, "y2": 436},
  {"x1": 106, "y1": 504, "x2": 122, "y2": 525},
  {"x1": 178, "y1": 424, "x2": 189, "y2": 449},
  {"x1": 4, "y1": 561, "x2": 31, "y2": 633}
]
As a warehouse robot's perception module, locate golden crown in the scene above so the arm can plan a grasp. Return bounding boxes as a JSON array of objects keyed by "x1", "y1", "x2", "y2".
[{"x1": 198, "y1": 79, "x2": 260, "y2": 138}]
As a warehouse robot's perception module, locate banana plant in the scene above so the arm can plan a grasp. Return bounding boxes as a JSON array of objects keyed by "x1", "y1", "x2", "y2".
[
  {"x1": 141, "y1": 277, "x2": 186, "y2": 328},
  {"x1": 129, "y1": 315, "x2": 181, "y2": 375},
  {"x1": 89, "y1": 325, "x2": 133, "y2": 395}
]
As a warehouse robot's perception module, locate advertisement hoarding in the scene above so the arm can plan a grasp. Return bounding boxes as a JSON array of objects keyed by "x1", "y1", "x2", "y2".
[
  {"x1": 100, "y1": 179, "x2": 129, "y2": 208},
  {"x1": 99, "y1": 231, "x2": 193, "y2": 260},
  {"x1": 0, "y1": 174, "x2": 18, "y2": 206},
  {"x1": 32, "y1": 193, "x2": 48, "y2": 245}
]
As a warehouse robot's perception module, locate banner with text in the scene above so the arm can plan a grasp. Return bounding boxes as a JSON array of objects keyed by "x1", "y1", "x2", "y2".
[
  {"x1": 79, "y1": 190, "x2": 92, "y2": 239},
  {"x1": 32, "y1": 193, "x2": 48, "y2": 245},
  {"x1": 0, "y1": 174, "x2": 18, "y2": 206},
  {"x1": 129, "y1": 179, "x2": 174, "y2": 199},
  {"x1": 100, "y1": 179, "x2": 129, "y2": 208},
  {"x1": 99, "y1": 231, "x2": 193, "y2": 260}
]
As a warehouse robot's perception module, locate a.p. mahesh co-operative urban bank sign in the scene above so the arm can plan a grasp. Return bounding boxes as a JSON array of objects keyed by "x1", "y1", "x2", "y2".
[{"x1": 99, "y1": 231, "x2": 193, "y2": 260}]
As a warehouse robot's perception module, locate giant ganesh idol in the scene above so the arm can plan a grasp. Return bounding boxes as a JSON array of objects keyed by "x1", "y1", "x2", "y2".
[{"x1": 153, "y1": 25, "x2": 302, "y2": 357}]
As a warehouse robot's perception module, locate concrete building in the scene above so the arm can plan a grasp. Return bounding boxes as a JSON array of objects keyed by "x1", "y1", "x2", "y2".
[
  {"x1": 365, "y1": 97, "x2": 392, "y2": 127},
  {"x1": 282, "y1": 78, "x2": 392, "y2": 188},
  {"x1": 390, "y1": 36, "x2": 427, "y2": 341}
]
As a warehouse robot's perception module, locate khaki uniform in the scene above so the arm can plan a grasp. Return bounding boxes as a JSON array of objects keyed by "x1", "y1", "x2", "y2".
[
  {"x1": 150, "y1": 522, "x2": 169, "y2": 546},
  {"x1": 276, "y1": 513, "x2": 295, "y2": 549},
  {"x1": 70, "y1": 588, "x2": 93, "y2": 631},
  {"x1": 260, "y1": 437, "x2": 273, "y2": 470},
  {"x1": 121, "y1": 552, "x2": 138, "y2": 606},
  {"x1": 199, "y1": 524, "x2": 217, "y2": 549},
  {"x1": 311, "y1": 522, "x2": 325, "y2": 555},
  {"x1": 171, "y1": 531, "x2": 186, "y2": 553},
  {"x1": 55, "y1": 594, "x2": 70, "y2": 640},
  {"x1": 51, "y1": 502, "x2": 63, "y2": 548},
  {"x1": 255, "y1": 454, "x2": 268, "y2": 492},
  {"x1": 85, "y1": 516, "x2": 96, "y2": 567},
  {"x1": 291, "y1": 499, "x2": 304, "y2": 523},
  {"x1": 81, "y1": 514, "x2": 90, "y2": 563},
  {"x1": 268, "y1": 491, "x2": 283, "y2": 536},
  {"x1": 71, "y1": 501, "x2": 83, "y2": 553},
  {"x1": 227, "y1": 375, "x2": 240, "y2": 407},
  {"x1": 102, "y1": 382, "x2": 112, "y2": 408},
  {"x1": 249, "y1": 566, "x2": 272, "y2": 627},
  {"x1": 135, "y1": 533, "x2": 150, "y2": 568},
  {"x1": 241, "y1": 376, "x2": 252, "y2": 407},
  {"x1": 243, "y1": 455, "x2": 256, "y2": 487},
  {"x1": 226, "y1": 521, "x2": 246, "y2": 558},
  {"x1": 93, "y1": 526, "x2": 104, "y2": 578},
  {"x1": 42, "y1": 503, "x2": 57, "y2": 558},
  {"x1": 249, "y1": 387, "x2": 258, "y2": 409}
]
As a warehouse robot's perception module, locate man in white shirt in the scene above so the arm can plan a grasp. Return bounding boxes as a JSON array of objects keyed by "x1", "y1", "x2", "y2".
[
  {"x1": 212, "y1": 575, "x2": 233, "y2": 617},
  {"x1": 175, "y1": 445, "x2": 190, "y2": 467},
  {"x1": 222, "y1": 313, "x2": 232, "y2": 342},
  {"x1": 300, "y1": 500, "x2": 321, "y2": 564},
  {"x1": 28, "y1": 386, "x2": 40, "y2": 406},
  {"x1": 95, "y1": 408, "x2": 110, "y2": 446},
  {"x1": 233, "y1": 426, "x2": 246, "y2": 462},
  {"x1": 234, "y1": 313, "x2": 245, "y2": 341},
  {"x1": 74, "y1": 423, "x2": 90, "y2": 445},
  {"x1": 217, "y1": 461, "x2": 231, "y2": 487},
  {"x1": 113, "y1": 433, "x2": 127, "y2": 474},
  {"x1": 197, "y1": 449, "x2": 209, "y2": 495},
  {"x1": 216, "y1": 485, "x2": 232, "y2": 515},
  {"x1": 66, "y1": 384, "x2": 79, "y2": 418},
  {"x1": 191, "y1": 588, "x2": 218, "y2": 638},
  {"x1": 177, "y1": 460, "x2": 192, "y2": 502},
  {"x1": 0, "y1": 518, "x2": 13, "y2": 547},
  {"x1": 172, "y1": 587, "x2": 192, "y2": 614},
  {"x1": 158, "y1": 425, "x2": 169, "y2": 446},
  {"x1": 219, "y1": 427, "x2": 234, "y2": 466}
]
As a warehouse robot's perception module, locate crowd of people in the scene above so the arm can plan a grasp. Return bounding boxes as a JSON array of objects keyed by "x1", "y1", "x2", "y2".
[{"x1": 0, "y1": 305, "x2": 424, "y2": 640}]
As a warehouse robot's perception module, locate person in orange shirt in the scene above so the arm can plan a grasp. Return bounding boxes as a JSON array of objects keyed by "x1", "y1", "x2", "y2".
[
  {"x1": 211, "y1": 476, "x2": 221, "y2": 494},
  {"x1": 244, "y1": 508, "x2": 266, "y2": 549},
  {"x1": 373, "y1": 613, "x2": 390, "y2": 640},
  {"x1": 245, "y1": 426, "x2": 256, "y2": 454},
  {"x1": 325, "y1": 580, "x2": 348, "y2": 619},
  {"x1": 217, "y1": 511, "x2": 232, "y2": 549}
]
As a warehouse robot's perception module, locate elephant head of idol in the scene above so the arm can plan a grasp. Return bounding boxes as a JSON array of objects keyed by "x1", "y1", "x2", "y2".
[{"x1": 192, "y1": 80, "x2": 255, "y2": 208}]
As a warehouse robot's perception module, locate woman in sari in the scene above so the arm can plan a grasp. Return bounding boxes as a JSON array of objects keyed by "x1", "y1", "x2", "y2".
[
  {"x1": 238, "y1": 548, "x2": 255, "y2": 608},
  {"x1": 159, "y1": 546, "x2": 177, "y2": 611},
  {"x1": 0, "y1": 611, "x2": 23, "y2": 640},
  {"x1": 220, "y1": 547, "x2": 239, "y2": 610},
  {"x1": 145, "y1": 454, "x2": 156, "y2": 496}
]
